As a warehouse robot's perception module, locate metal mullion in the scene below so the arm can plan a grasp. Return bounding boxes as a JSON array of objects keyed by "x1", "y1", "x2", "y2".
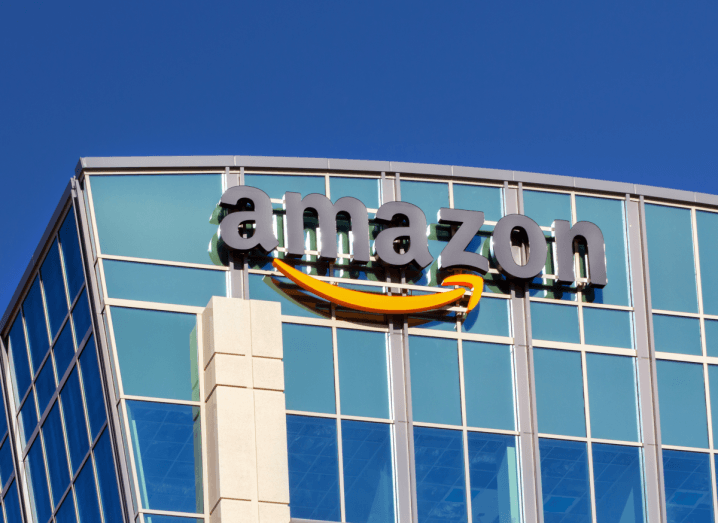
[
  {"x1": 457, "y1": 337, "x2": 473, "y2": 523},
  {"x1": 82, "y1": 175, "x2": 104, "y2": 259},
  {"x1": 580, "y1": 349, "x2": 598, "y2": 523},
  {"x1": 331, "y1": 324, "x2": 346, "y2": 522},
  {"x1": 104, "y1": 309, "x2": 126, "y2": 400},
  {"x1": 0, "y1": 470, "x2": 14, "y2": 499},
  {"x1": 121, "y1": 395, "x2": 201, "y2": 408},
  {"x1": 402, "y1": 317, "x2": 419, "y2": 523},
  {"x1": 195, "y1": 313, "x2": 210, "y2": 519},
  {"x1": 98, "y1": 254, "x2": 229, "y2": 272},
  {"x1": 119, "y1": 399, "x2": 144, "y2": 514}
]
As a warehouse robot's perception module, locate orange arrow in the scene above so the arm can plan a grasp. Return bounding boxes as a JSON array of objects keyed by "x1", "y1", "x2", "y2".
[{"x1": 272, "y1": 259, "x2": 483, "y2": 314}]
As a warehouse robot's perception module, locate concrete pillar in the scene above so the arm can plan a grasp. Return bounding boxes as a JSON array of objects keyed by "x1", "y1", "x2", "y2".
[{"x1": 201, "y1": 297, "x2": 290, "y2": 523}]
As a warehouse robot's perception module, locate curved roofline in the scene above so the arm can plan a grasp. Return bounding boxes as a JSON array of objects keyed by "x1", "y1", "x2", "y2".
[{"x1": 77, "y1": 155, "x2": 718, "y2": 207}]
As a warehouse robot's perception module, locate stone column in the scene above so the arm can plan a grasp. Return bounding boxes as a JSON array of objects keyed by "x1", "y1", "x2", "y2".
[{"x1": 201, "y1": 297, "x2": 290, "y2": 523}]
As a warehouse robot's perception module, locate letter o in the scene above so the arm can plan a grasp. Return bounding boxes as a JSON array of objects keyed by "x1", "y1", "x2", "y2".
[{"x1": 490, "y1": 214, "x2": 548, "y2": 280}]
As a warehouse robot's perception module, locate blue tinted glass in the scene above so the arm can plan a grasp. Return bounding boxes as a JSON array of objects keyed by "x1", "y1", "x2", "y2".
[
  {"x1": 79, "y1": 338, "x2": 106, "y2": 439},
  {"x1": 245, "y1": 174, "x2": 325, "y2": 200},
  {"x1": 104, "y1": 259, "x2": 226, "y2": 307},
  {"x1": 709, "y1": 366, "x2": 718, "y2": 448},
  {"x1": 0, "y1": 393, "x2": 5, "y2": 438},
  {"x1": 409, "y1": 336, "x2": 461, "y2": 425},
  {"x1": 126, "y1": 401, "x2": 203, "y2": 513},
  {"x1": 19, "y1": 393, "x2": 38, "y2": 446},
  {"x1": 576, "y1": 196, "x2": 630, "y2": 306},
  {"x1": 337, "y1": 329, "x2": 389, "y2": 419},
  {"x1": 59, "y1": 212, "x2": 85, "y2": 301},
  {"x1": 71, "y1": 289, "x2": 92, "y2": 347},
  {"x1": 24, "y1": 278, "x2": 50, "y2": 373},
  {"x1": 400, "y1": 181, "x2": 449, "y2": 224},
  {"x1": 330, "y1": 177, "x2": 380, "y2": 209},
  {"x1": 7, "y1": 316, "x2": 32, "y2": 403},
  {"x1": 414, "y1": 427, "x2": 467, "y2": 523},
  {"x1": 657, "y1": 360, "x2": 708, "y2": 448},
  {"x1": 645, "y1": 204, "x2": 698, "y2": 313},
  {"x1": 55, "y1": 494, "x2": 78, "y2": 523},
  {"x1": 0, "y1": 441, "x2": 13, "y2": 487},
  {"x1": 91, "y1": 174, "x2": 222, "y2": 264},
  {"x1": 698, "y1": 211, "x2": 718, "y2": 316},
  {"x1": 453, "y1": 184, "x2": 503, "y2": 223},
  {"x1": 112, "y1": 307, "x2": 198, "y2": 401},
  {"x1": 342, "y1": 420, "x2": 395, "y2": 523},
  {"x1": 286, "y1": 415, "x2": 340, "y2": 521},
  {"x1": 41, "y1": 241, "x2": 69, "y2": 338},
  {"x1": 94, "y1": 429, "x2": 123, "y2": 523},
  {"x1": 74, "y1": 460, "x2": 102, "y2": 523},
  {"x1": 283, "y1": 324, "x2": 335, "y2": 414},
  {"x1": 54, "y1": 322, "x2": 76, "y2": 381},
  {"x1": 524, "y1": 190, "x2": 571, "y2": 227},
  {"x1": 463, "y1": 342, "x2": 515, "y2": 430},
  {"x1": 61, "y1": 368, "x2": 90, "y2": 473},
  {"x1": 534, "y1": 348, "x2": 586, "y2": 437},
  {"x1": 461, "y1": 297, "x2": 510, "y2": 337},
  {"x1": 583, "y1": 308, "x2": 633, "y2": 348},
  {"x1": 4, "y1": 482, "x2": 23, "y2": 523},
  {"x1": 35, "y1": 358, "x2": 56, "y2": 418},
  {"x1": 586, "y1": 354, "x2": 639, "y2": 442},
  {"x1": 653, "y1": 314, "x2": 702, "y2": 355},
  {"x1": 706, "y1": 320, "x2": 718, "y2": 358},
  {"x1": 43, "y1": 404, "x2": 71, "y2": 507},
  {"x1": 467, "y1": 432, "x2": 520, "y2": 523},
  {"x1": 249, "y1": 274, "x2": 319, "y2": 318},
  {"x1": 27, "y1": 438, "x2": 52, "y2": 523},
  {"x1": 530, "y1": 302, "x2": 580, "y2": 343},
  {"x1": 593, "y1": 444, "x2": 645, "y2": 523},
  {"x1": 539, "y1": 438, "x2": 591, "y2": 522},
  {"x1": 663, "y1": 450, "x2": 713, "y2": 523}
]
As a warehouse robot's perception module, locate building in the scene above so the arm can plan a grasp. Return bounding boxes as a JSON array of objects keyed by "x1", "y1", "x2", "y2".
[{"x1": 0, "y1": 155, "x2": 716, "y2": 523}]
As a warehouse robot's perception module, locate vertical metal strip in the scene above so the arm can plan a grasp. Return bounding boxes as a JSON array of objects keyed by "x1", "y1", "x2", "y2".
[
  {"x1": 225, "y1": 167, "x2": 244, "y2": 300},
  {"x1": 457, "y1": 338, "x2": 473, "y2": 523},
  {"x1": 402, "y1": 318, "x2": 419, "y2": 523},
  {"x1": 331, "y1": 325, "x2": 346, "y2": 521}
]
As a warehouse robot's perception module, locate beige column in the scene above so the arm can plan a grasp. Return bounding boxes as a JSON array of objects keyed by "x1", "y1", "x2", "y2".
[{"x1": 201, "y1": 297, "x2": 290, "y2": 523}]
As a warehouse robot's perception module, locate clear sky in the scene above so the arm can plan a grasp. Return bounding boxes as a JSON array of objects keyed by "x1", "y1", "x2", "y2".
[{"x1": 2, "y1": 1, "x2": 717, "y2": 313}]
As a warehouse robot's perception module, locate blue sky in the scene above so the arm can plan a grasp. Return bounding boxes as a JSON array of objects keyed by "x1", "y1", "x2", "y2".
[{"x1": 2, "y1": 1, "x2": 718, "y2": 313}]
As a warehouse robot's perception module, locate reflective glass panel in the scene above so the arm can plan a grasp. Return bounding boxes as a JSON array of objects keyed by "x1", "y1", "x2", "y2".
[
  {"x1": 94, "y1": 429, "x2": 124, "y2": 523},
  {"x1": 534, "y1": 348, "x2": 586, "y2": 437},
  {"x1": 645, "y1": 204, "x2": 698, "y2": 313},
  {"x1": 583, "y1": 308, "x2": 633, "y2": 349},
  {"x1": 698, "y1": 211, "x2": 718, "y2": 315},
  {"x1": 414, "y1": 427, "x2": 467, "y2": 523},
  {"x1": 342, "y1": 420, "x2": 395, "y2": 523},
  {"x1": 42, "y1": 404, "x2": 70, "y2": 507},
  {"x1": 467, "y1": 432, "x2": 520, "y2": 523},
  {"x1": 657, "y1": 360, "x2": 708, "y2": 448},
  {"x1": 592, "y1": 444, "x2": 645, "y2": 523},
  {"x1": 539, "y1": 438, "x2": 591, "y2": 522},
  {"x1": 112, "y1": 307, "x2": 198, "y2": 401},
  {"x1": 80, "y1": 338, "x2": 107, "y2": 439},
  {"x1": 463, "y1": 342, "x2": 515, "y2": 430},
  {"x1": 90, "y1": 174, "x2": 222, "y2": 264},
  {"x1": 0, "y1": 441, "x2": 13, "y2": 488},
  {"x1": 249, "y1": 273, "x2": 319, "y2": 318},
  {"x1": 59, "y1": 212, "x2": 85, "y2": 301},
  {"x1": 55, "y1": 494, "x2": 78, "y2": 523},
  {"x1": 461, "y1": 297, "x2": 510, "y2": 337},
  {"x1": 337, "y1": 329, "x2": 389, "y2": 419},
  {"x1": 244, "y1": 174, "x2": 325, "y2": 200},
  {"x1": 663, "y1": 450, "x2": 713, "y2": 523},
  {"x1": 103, "y1": 259, "x2": 226, "y2": 307},
  {"x1": 523, "y1": 190, "x2": 571, "y2": 227},
  {"x1": 60, "y1": 368, "x2": 90, "y2": 473},
  {"x1": 530, "y1": 302, "x2": 580, "y2": 344},
  {"x1": 586, "y1": 354, "x2": 639, "y2": 442},
  {"x1": 283, "y1": 324, "x2": 335, "y2": 414},
  {"x1": 19, "y1": 393, "x2": 38, "y2": 446},
  {"x1": 71, "y1": 289, "x2": 92, "y2": 348},
  {"x1": 27, "y1": 438, "x2": 51, "y2": 523},
  {"x1": 653, "y1": 314, "x2": 702, "y2": 355},
  {"x1": 453, "y1": 184, "x2": 503, "y2": 223},
  {"x1": 0, "y1": 391, "x2": 5, "y2": 437},
  {"x1": 330, "y1": 177, "x2": 380, "y2": 209},
  {"x1": 54, "y1": 321, "x2": 76, "y2": 381},
  {"x1": 400, "y1": 180, "x2": 449, "y2": 224},
  {"x1": 4, "y1": 482, "x2": 23, "y2": 523},
  {"x1": 24, "y1": 278, "x2": 50, "y2": 373},
  {"x1": 126, "y1": 400, "x2": 204, "y2": 513},
  {"x1": 409, "y1": 336, "x2": 461, "y2": 426},
  {"x1": 74, "y1": 460, "x2": 102, "y2": 523},
  {"x1": 7, "y1": 317, "x2": 31, "y2": 403},
  {"x1": 42, "y1": 241, "x2": 69, "y2": 338},
  {"x1": 286, "y1": 415, "x2": 340, "y2": 521},
  {"x1": 35, "y1": 358, "x2": 56, "y2": 416},
  {"x1": 709, "y1": 366, "x2": 718, "y2": 447},
  {"x1": 706, "y1": 320, "x2": 718, "y2": 358}
]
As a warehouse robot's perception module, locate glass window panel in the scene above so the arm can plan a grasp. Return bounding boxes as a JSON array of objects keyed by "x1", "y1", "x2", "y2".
[
  {"x1": 283, "y1": 324, "x2": 335, "y2": 414},
  {"x1": 0, "y1": 441, "x2": 13, "y2": 488},
  {"x1": 341, "y1": 420, "x2": 395, "y2": 523},
  {"x1": 592, "y1": 444, "x2": 645, "y2": 523},
  {"x1": 539, "y1": 438, "x2": 591, "y2": 522},
  {"x1": 407, "y1": 235, "x2": 448, "y2": 288},
  {"x1": 90, "y1": 174, "x2": 222, "y2": 265},
  {"x1": 27, "y1": 438, "x2": 52, "y2": 523},
  {"x1": 414, "y1": 427, "x2": 467, "y2": 523},
  {"x1": 94, "y1": 428, "x2": 124, "y2": 523},
  {"x1": 55, "y1": 493, "x2": 78, "y2": 523},
  {"x1": 74, "y1": 460, "x2": 102, "y2": 523},
  {"x1": 54, "y1": 321, "x2": 76, "y2": 381},
  {"x1": 534, "y1": 348, "x2": 586, "y2": 437},
  {"x1": 103, "y1": 260, "x2": 226, "y2": 307},
  {"x1": 453, "y1": 184, "x2": 503, "y2": 223},
  {"x1": 35, "y1": 358, "x2": 56, "y2": 418},
  {"x1": 19, "y1": 393, "x2": 38, "y2": 447},
  {"x1": 79, "y1": 338, "x2": 107, "y2": 440},
  {"x1": 249, "y1": 273, "x2": 321, "y2": 318},
  {"x1": 337, "y1": 329, "x2": 389, "y2": 419},
  {"x1": 245, "y1": 174, "x2": 325, "y2": 200},
  {"x1": 583, "y1": 308, "x2": 633, "y2": 349},
  {"x1": 126, "y1": 400, "x2": 204, "y2": 513},
  {"x1": 42, "y1": 241, "x2": 69, "y2": 338},
  {"x1": 463, "y1": 342, "x2": 515, "y2": 430},
  {"x1": 59, "y1": 212, "x2": 85, "y2": 303},
  {"x1": 3, "y1": 481, "x2": 23, "y2": 523},
  {"x1": 42, "y1": 403, "x2": 70, "y2": 507},
  {"x1": 467, "y1": 432, "x2": 520, "y2": 523},
  {"x1": 576, "y1": 196, "x2": 630, "y2": 306},
  {"x1": 330, "y1": 177, "x2": 380, "y2": 209},
  {"x1": 653, "y1": 314, "x2": 702, "y2": 355},
  {"x1": 663, "y1": 450, "x2": 713, "y2": 522},
  {"x1": 645, "y1": 204, "x2": 698, "y2": 313},
  {"x1": 60, "y1": 368, "x2": 89, "y2": 473},
  {"x1": 657, "y1": 360, "x2": 708, "y2": 448},
  {"x1": 7, "y1": 316, "x2": 32, "y2": 403},
  {"x1": 111, "y1": 307, "x2": 198, "y2": 401},
  {"x1": 530, "y1": 302, "x2": 580, "y2": 344},
  {"x1": 706, "y1": 320, "x2": 718, "y2": 358},
  {"x1": 409, "y1": 336, "x2": 461, "y2": 426},
  {"x1": 0, "y1": 392, "x2": 5, "y2": 438},
  {"x1": 709, "y1": 366, "x2": 718, "y2": 448},
  {"x1": 461, "y1": 297, "x2": 510, "y2": 337},
  {"x1": 400, "y1": 180, "x2": 449, "y2": 224},
  {"x1": 586, "y1": 354, "x2": 639, "y2": 442},
  {"x1": 286, "y1": 415, "x2": 340, "y2": 521},
  {"x1": 523, "y1": 190, "x2": 571, "y2": 227},
  {"x1": 24, "y1": 278, "x2": 50, "y2": 373},
  {"x1": 698, "y1": 211, "x2": 718, "y2": 315},
  {"x1": 71, "y1": 290, "x2": 92, "y2": 348}
]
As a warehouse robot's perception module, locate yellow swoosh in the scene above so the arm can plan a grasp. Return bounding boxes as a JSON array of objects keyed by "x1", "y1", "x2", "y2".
[{"x1": 272, "y1": 259, "x2": 483, "y2": 314}]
